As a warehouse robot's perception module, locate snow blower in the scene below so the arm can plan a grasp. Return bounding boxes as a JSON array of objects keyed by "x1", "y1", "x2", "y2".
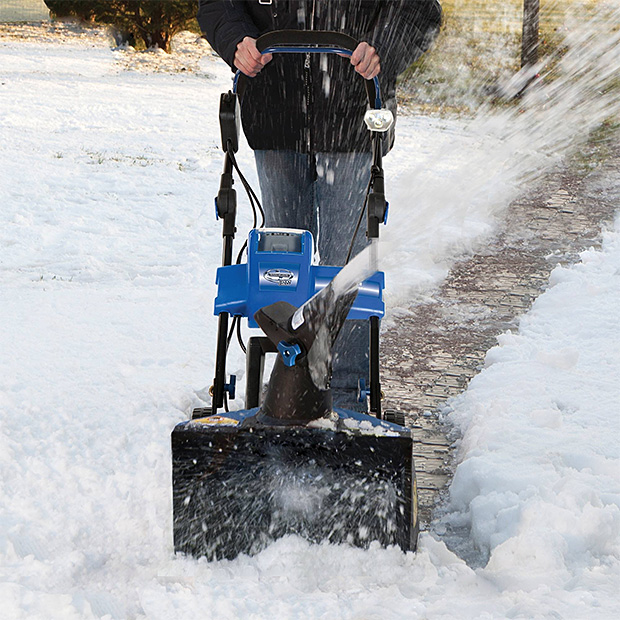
[{"x1": 171, "y1": 31, "x2": 419, "y2": 561}]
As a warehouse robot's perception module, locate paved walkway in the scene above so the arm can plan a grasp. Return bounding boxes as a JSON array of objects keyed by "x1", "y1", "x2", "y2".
[{"x1": 381, "y1": 142, "x2": 619, "y2": 526}]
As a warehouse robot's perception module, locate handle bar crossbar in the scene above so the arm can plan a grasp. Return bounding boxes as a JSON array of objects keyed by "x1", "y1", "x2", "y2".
[{"x1": 232, "y1": 30, "x2": 382, "y2": 109}]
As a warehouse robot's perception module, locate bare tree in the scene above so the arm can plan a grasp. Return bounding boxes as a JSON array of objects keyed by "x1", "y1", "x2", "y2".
[{"x1": 521, "y1": 0, "x2": 540, "y2": 68}]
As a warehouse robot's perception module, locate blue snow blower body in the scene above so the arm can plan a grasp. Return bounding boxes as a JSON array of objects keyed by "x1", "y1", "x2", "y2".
[
  {"x1": 214, "y1": 228, "x2": 385, "y2": 328},
  {"x1": 171, "y1": 31, "x2": 419, "y2": 561}
]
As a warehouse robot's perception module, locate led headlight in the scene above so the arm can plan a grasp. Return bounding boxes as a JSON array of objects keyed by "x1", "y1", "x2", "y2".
[{"x1": 364, "y1": 109, "x2": 394, "y2": 133}]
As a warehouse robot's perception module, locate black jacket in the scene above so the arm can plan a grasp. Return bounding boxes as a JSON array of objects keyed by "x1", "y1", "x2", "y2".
[{"x1": 198, "y1": 0, "x2": 442, "y2": 153}]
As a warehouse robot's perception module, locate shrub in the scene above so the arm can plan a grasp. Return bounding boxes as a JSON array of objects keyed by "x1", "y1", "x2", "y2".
[{"x1": 44, "y1": 0, "x2": 198, "y2": 52}]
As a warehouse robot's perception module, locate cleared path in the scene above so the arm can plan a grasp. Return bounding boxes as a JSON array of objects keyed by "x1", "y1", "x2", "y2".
[{"x1": 382, "y1": 142, "x2": 619, "y2": 527}]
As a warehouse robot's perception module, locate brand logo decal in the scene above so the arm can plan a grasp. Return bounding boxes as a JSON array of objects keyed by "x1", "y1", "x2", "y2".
[{"x1": 264, "y1": 268, "x2": 295, "y2": 285}]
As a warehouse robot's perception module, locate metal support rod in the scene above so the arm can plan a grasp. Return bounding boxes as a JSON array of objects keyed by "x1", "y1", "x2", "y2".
[
  {"x1": 212, "y1": 312, "x2": 230, "y2": 412},
  {"x1": 245, "y1": 337, "x2": 266, "y2": 409},
  {"x1": 367, "y1": 135, "x2": 385, "y2": 241},
  {"x1": 369, "y1": 316, "x2": 382, "y2": 418},
  {"x1": 245, "y1": 337, "x2": 277, "y2": 409},
  {"x1": 367, "y1": 134, "x2": 384, "y2": 418},
  {"x1": 219, "y1": 152, "x2": 236, "y2": 265},
  {"x1": 212, "y1": 151, "x2": 238, "y2": 415}
]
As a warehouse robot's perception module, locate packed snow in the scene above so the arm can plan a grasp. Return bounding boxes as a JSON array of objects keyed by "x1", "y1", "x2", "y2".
[{"x1": 1, "y1": 14, "x2": 619, "y2": 620}]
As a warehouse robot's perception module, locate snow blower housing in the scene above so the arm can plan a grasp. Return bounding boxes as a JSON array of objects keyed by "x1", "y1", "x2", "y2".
[
  {"x1": 214, "y1": 228, "x2": 385, "y2": 329},
  {"x1": 171, "y1": 30, "x2": 418, "y2": 561}
]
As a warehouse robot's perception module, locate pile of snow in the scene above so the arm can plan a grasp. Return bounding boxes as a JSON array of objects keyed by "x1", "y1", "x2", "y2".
[
  {"x1": 0, "y1": 19, "x2": 618, "y2": 620},
  {"x1": 439, "y1": 217, "x2": 620, "y2": 607}
]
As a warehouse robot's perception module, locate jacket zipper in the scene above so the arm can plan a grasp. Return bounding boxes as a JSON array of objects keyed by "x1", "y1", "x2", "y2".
[
  {"x1": 304, "y1": 0, "x2": 316, "y2": 154},
  {"x1": 304, "y1": 52, "x2": 311, "y2": 153}
]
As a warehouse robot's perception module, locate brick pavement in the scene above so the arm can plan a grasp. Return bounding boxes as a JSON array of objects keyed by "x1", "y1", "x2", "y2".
[{"x1": 381, "y1": 143, "x2": 619, "y2": 526}]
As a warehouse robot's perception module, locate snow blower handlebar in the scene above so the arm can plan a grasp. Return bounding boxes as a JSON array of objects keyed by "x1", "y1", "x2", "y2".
[
  {"x1": 233, "y1": 30, "x2": 382, "y2": 109},
  {"x1": 233, "y1": 31, "x2": 390, "y2": 242},
  {"x1": 226, "y1": 30, "x2": 389, "y2": 245}
]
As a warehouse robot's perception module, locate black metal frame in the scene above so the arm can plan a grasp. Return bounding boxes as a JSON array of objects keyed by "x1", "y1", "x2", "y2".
[{"x1": 209, "y1": 31, "x2": 389, "y2": 419}]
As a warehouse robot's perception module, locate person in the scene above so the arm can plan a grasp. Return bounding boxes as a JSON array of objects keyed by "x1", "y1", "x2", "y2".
[{"x1": 199, "y1": 0, "x2": 442, "y2": 411}]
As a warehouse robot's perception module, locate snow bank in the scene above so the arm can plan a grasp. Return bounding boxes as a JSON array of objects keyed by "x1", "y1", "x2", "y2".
[{"x1": 440, "y1": 214, "x2": 620, "y2": 609}]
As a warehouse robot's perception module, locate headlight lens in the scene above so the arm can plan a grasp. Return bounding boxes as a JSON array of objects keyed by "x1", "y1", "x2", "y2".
[{"x1": 364, "y1": 109, "x2": 394, "y2": 132}]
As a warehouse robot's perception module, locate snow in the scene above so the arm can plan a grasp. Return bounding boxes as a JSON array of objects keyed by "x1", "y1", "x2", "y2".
[
  {"x1": 439, "y1": 225, "x2": 620, "y2": 603},
  {"x1": 1, "y1": 20, "x2": 619, "y2": 620}
]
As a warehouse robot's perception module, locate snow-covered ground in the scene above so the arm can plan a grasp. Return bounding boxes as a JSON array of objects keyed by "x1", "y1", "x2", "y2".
[{"x1": 1, "y1": 17, "x2": 619, "y2": 620}]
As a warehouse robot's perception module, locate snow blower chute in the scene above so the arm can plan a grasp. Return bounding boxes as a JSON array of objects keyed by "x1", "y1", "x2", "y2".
[{"x1": 171, "y1": 31, "x2": 419, "y2": 561}]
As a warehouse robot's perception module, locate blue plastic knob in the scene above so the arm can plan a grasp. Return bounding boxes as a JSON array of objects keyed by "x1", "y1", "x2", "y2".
[{"x1": 277, "y1": 341, "x2": 302, "y2": 367}]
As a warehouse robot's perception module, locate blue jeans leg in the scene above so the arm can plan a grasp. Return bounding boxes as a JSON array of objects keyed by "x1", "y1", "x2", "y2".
[
  {"x1": 254, "y1": 150, "x2": 373, "y2": 412},
  {"x1": 253, "y1": 150, "x2": 316, "y2": 235},
  {"x1": 314, "y1": 152, "x2": 372, "y2": 412},
  {"x1": 314, "y1": 152, "x2": 372, "y2": 265}
]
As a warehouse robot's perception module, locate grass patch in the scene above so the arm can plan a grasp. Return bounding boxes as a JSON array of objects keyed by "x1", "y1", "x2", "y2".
[
  {"x1": 568, "y1": 118, "x2": 620, "y2": 173},
  {"x1": 399, "y1": 0, "x2": 606, "y2": 115}
]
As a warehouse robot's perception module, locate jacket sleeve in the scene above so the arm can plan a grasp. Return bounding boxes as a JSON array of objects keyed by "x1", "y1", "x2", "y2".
[
  {"x1": 367, "y1": 0, "x2": 442, "y2": 76},
  {"x1": 197, "y1": 0, "x2": 260, "y2": 69}
]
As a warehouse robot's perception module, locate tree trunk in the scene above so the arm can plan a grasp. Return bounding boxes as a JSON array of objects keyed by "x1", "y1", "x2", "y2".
[
  {"x1": 150, "y1": 29, "x2": 172, "y2": 53},
  {"x1": 521, "y1": 0, "x2": 540, "y2": 68}
]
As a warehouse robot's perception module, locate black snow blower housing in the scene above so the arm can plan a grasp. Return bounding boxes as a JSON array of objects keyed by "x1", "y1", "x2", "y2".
[{"x1": 171, "y1": 31, "x2": 418, "y2": 561}]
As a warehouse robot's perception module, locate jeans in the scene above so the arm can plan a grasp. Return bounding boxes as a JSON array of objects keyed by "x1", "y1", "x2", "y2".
[{"x1": 254, "y1": 150, "x2": 373, "y2": 412}]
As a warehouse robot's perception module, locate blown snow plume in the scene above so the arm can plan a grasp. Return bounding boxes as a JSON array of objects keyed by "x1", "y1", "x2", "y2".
[
  {"x1": 171, "y1": 244, "x2": 419, "y2": 560},
  {"x1": 382, "y1": 3, "x2": 620, "y2": 308}
]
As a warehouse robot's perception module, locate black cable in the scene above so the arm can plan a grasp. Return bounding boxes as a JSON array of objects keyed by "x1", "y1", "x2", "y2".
[
  {"x1": 236, "y1": 240, "x2": 248, "y2": 265},
  {"x1": 236, "y1": 314, "x2": 247, "y2": 354},
  {"x1": 219, "y1": 147, "x2": 263, "y2": 361},
  {"x1": 345, "y1": 174, "x2": 373, "y2": 265},
  {"x1": 228, "y1": 148, "x2": 266, "y2": 228},
  {"x1": 227, "y1": 147, "x2": 264, "y2": 269},
  {"x1": 226, "y1": 315, "x2": 237, "y2": 351},
  {"x1": 242, "y1": 174, "x2": 266, "y2": 227}
]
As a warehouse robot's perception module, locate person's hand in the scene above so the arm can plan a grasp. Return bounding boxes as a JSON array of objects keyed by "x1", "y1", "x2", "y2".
[
  {"x1": 350, "y1": 42, "x2": 380, "y2": 79},
  {"x1": 234, "y1": 36, "x2": 272, "y2": 77}
]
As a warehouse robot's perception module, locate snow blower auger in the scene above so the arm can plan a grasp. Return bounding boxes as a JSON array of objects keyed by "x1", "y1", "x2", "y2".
[{"x1": 171, "y1": 31, "x2": 419, "y2": 561}]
